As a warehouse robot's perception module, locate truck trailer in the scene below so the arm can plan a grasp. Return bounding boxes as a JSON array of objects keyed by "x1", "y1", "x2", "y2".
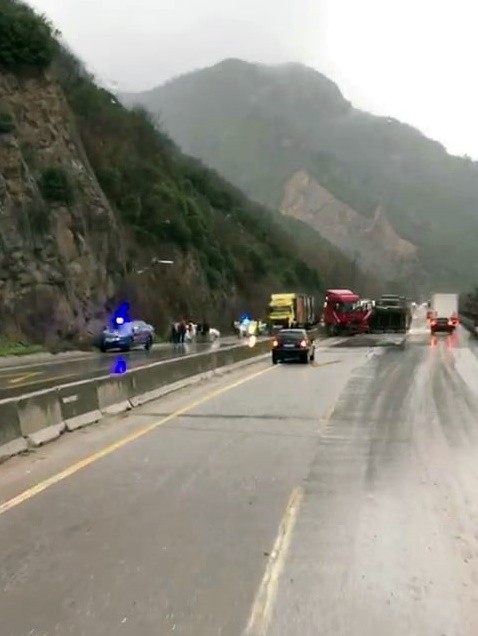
[
  {"x1": 429, "y1": 293, "x2": 459, "y2": 334},
  {"x1": 266, "y1": 293, "x2": 315, "y2": 331}
]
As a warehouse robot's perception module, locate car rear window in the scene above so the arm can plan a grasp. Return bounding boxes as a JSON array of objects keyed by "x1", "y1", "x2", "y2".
[{"x1": 279, "y1": 331, "x2": 304, "y2": 340}]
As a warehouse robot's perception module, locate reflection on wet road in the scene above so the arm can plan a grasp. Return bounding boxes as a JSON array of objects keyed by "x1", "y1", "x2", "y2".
[
  {"x1": 2, "y1": 309, "x2": 478, "y2": 634},
  {"x1": 269, "y1": 310, "x2": 478, "y2": 635},
  {"x1": 0, "y1": 337, "x2": 247, "y2": 398}
]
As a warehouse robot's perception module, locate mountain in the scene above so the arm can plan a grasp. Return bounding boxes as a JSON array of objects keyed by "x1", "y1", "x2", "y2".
[
  {"x1": 121, "y1": 58, "x2": 478, "y2": 292},
  {"x1": 0, "y1": 2, "x2": 376, "y2": 346}
]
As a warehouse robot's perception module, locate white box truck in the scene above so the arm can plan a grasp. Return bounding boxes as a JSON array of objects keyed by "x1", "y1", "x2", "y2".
[{"x1": 429, "y1": 293, "x2": 459, "y2": 334}]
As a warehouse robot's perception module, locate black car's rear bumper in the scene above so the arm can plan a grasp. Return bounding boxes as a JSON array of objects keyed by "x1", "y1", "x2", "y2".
[
  {"x1": 431, "y1": 324, "x2": 455, "y2": 333},
  {"x1": 272, "y1": 347, "x2": 310, "y2": 360}
]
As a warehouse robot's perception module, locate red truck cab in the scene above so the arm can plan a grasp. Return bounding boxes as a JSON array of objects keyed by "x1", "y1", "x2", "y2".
[{"x1": 322, "y1": 289, "x2": 370, "y2": 336}]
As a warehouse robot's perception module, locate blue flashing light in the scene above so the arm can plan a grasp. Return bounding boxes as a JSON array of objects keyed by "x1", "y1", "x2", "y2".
[
  {"x1": 112, "y1": 357, "x2": 127, "y2": 375},
  {"x1": 111, "y1": 302, "x2": 131, "y2": 329},
  {"x1": 240, "y1": 313, "x2": 251, "y2": 326}
]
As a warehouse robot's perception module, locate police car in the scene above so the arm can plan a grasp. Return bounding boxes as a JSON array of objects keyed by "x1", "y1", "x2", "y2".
[{"x1": 99, "y1": 318, "x2": 154, "y2": 352}]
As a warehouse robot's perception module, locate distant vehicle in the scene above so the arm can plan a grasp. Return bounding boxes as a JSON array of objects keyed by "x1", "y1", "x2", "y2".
[
  {"x1": 99, "y1": 320, "x2": 154, "y2": 352},
  {"x1": 429, "y1": 293, "x2": 459, "y2": 334},
  {"x1": 271, "y1": 329, "x2": 315, "y2": 364},
  {"x1": 266, "y1": 293, "x2": 315, "y2": 331}
]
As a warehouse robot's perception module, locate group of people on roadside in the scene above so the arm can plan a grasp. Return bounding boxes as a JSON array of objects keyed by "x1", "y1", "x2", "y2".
[{"x1": 170, "y1": 320, "x2": 210, "y2": 344}]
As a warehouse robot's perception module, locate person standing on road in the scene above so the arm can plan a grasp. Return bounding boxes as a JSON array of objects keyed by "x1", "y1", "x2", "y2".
[{"x1": 178, "y1": 319, "x2": 187, "y2": 344}]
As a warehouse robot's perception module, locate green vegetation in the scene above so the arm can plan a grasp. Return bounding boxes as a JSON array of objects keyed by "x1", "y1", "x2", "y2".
[
  {"x1": 0, "y1": 3, "x2": 378, "y2": 340},
  {"x1": 0, "y1": 111, "x2": 15, "y2": 133},
  {"x1": 38, "y1": 166, "x2": 74, "y2": 204},
  {"x1": 0, "y1": 341, "x2": 46, "y2": 357},
  {"x1": 460, "y1": 288, "x2": 478, "y2": 319},
  {"x1": 0, "y1": 0, "x2": 58, "y2": 69},
  {"x1": 125, "y1": 59, "x2": 478, "y2": 291}
]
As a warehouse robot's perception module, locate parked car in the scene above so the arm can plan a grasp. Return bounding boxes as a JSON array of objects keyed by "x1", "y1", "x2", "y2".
[
  {"x1": 271, "y1": 329, "x2": 315, "y2": 364},
  {"x1": 99, "y1": 320, "x2": 154, "y2": 353}
]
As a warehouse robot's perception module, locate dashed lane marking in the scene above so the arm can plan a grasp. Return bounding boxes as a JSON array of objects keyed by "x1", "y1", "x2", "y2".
[{"x1": 244, "y1": 487, "x2": 303, "y2": 636}]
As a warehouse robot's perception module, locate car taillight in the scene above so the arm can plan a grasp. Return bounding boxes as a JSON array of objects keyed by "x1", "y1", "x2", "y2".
[
  {"x1": 272, "y1": 339, "x2": 279, "y2": 347},
  {"x1": 300, "y1": 339, "x2": 307, "y2": 348},
  {"x1": 431, "y1": 320, "x2": 437, "y2": 326}
]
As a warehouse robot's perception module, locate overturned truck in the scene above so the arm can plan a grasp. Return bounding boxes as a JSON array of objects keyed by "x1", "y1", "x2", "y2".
[{"x1": 367, "y1": 295, "x2": 412, "y2": 333}]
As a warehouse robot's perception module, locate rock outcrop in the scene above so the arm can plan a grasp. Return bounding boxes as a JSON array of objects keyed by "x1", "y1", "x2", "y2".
[
  {"x1": 280, "y1": 170, "x2": 421, "y2": 285},
  {"x1": 0, "y1": 69, "x2": 124, "y2": 344}
]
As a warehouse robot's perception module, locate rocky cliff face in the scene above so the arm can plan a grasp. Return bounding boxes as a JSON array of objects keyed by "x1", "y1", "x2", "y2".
[
  {"x1": 0, "y1": 68, "x2": 124, "y2": 345},
  {"x1": 281, "y1": 170, "x2": 422, "y2": 287}
]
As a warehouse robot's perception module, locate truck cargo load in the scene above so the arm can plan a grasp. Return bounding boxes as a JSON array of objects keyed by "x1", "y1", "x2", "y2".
[{"x1": 367, "y1": 294, "x2": 411, "y2": 333}]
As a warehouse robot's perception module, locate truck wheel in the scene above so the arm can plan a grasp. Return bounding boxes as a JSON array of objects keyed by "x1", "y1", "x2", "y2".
[
  {"x1": 144, "y1": 337, "x2": 153, "y2": 351},
  {"x1": 272, "y1": 354, "x2": 278, "y2": 365},
  {"x1": 301, "y1": 353, "x2": 308, "y2": 364}
]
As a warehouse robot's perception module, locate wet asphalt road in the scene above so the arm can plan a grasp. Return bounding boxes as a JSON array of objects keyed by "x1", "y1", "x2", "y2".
[
  {"x1": 2, "y1": 310, "x2": 478, "y2": 634},
  {"x1": 0, "y1": 336, "x2": 246, "y2": 399}
]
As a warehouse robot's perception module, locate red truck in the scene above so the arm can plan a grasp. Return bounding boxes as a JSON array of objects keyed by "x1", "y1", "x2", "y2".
[{"x1": 321, "y1": 289, "x2": 371, "y2": 336}]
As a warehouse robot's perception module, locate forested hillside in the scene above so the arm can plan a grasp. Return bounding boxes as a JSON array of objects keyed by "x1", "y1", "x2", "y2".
[
  {"x1": 122, "y1": 59, "x2": 478, "y2": 291},
  {"x1": 0, "y1": 2, "x2": 377, "y2": 345}
]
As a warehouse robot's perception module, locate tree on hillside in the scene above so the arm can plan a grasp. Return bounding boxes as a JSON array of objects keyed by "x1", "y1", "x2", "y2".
[{"x1": 0, "y1": 0, "x2": 58, "y2": 69}]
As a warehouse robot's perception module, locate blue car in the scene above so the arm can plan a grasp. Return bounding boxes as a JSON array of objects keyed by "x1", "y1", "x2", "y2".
[{"x1": 99, "y1": 320, "x2": 155, "y2": 353}]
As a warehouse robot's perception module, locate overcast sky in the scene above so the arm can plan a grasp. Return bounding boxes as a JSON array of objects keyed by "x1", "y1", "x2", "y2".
[{"x1": 28, "y1": 0, "x2": 478, "y2": 158}]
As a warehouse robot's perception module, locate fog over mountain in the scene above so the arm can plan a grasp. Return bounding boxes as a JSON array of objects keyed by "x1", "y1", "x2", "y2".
[{"x1": 28, "y1": 0, "x2": 478, "y2": 158}]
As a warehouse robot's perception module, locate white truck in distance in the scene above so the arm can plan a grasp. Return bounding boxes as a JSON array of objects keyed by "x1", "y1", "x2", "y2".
[{"x1": 429, "y1": 293, "x2": 459, "y2": 334}]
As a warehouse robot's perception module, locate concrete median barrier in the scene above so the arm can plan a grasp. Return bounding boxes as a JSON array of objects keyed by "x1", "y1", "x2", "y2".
[
  {"x1": 0, "y1": 401, "x2": 27, "y2": 462},
  {"x1": 17, "y1": 392, "x2": 65, "y2": 447},
  {"x1": 96, "y1": 376, "x2": 133, "y2": 415},
  {"x1": 58, "y1": 383, "x2": 102, "y2": 431}
]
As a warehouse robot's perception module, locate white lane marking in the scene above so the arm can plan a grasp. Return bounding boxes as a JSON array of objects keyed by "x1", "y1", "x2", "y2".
[{"x1": 244, "y1": 487, "x2": 303, "y2": 636}]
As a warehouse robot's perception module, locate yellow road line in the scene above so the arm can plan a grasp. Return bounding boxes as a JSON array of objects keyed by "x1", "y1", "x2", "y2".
[
  {"x1": 0, "y1": 372, "x2": 37, "y2": 380},
  {"x1": 0, "y1": 365, "x2": 274, "y2": 517},
  {"x1": 8, "y1": 371, "x2": 41, "y2": 385},
  {"x1": 244, "y1": 487, "x2": 303, "y2": 635},
  {"x1": 8, "y1": 372, "x2": 76, "y2": 389}
]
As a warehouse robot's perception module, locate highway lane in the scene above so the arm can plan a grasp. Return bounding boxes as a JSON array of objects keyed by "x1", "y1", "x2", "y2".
[
  {"x1": 267, "y1": 316, "x2": 478, "y2": 635},
  {"x1": 0, "y1": 336, "x2": 249, "y2": 399},
  {"x1": 0, "y1": 339, "x2": 367, "y2": 636},
  {"x1": 2, "y1": 312, "x2": 478, "y2": 634}
]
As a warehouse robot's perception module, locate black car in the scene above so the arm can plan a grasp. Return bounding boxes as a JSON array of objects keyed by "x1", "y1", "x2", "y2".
[
  {"x1": 271, "y1": 329, "x2": 315, "y2": 364},
  {"x1": 430, "y1": 317, "x2": 457, "y2": 334},
  {"x1": 99, "y1": 320, "x2": 155, "y2": 352}
]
